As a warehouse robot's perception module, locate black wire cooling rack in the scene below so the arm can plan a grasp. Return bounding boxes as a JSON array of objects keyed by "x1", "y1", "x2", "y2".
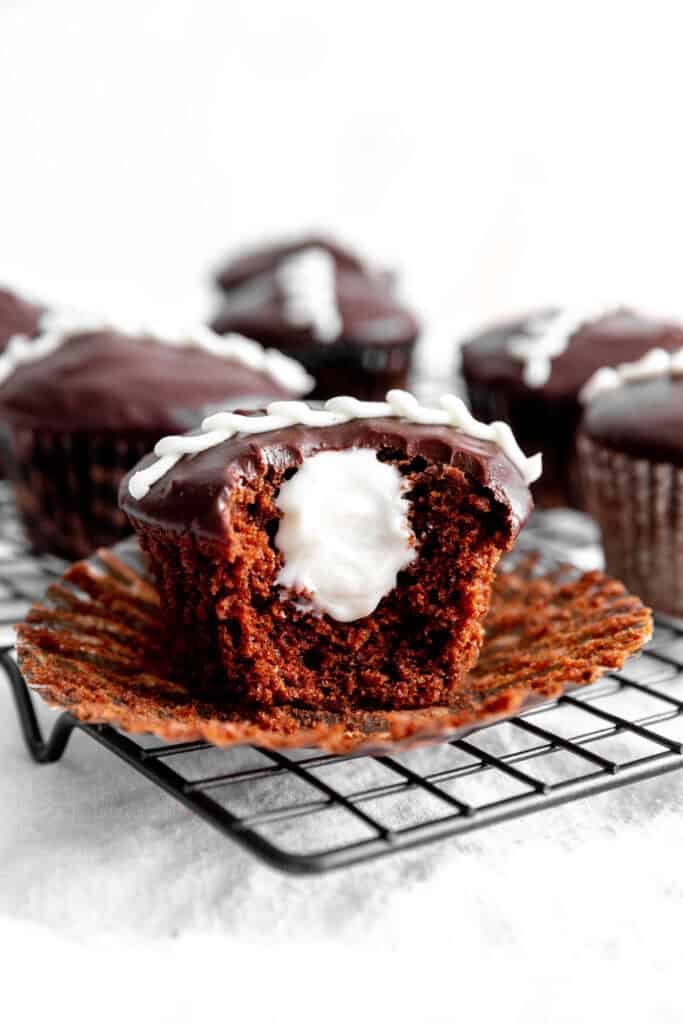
[{"x1": 2, "y1": 482, "x2": 683, "y2": 875}]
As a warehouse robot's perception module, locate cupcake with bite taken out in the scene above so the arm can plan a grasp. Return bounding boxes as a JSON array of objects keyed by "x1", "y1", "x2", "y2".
[
  {"x1": 0, "y1": 318, "x2": 312, "y2": 560},
  {"x1": 212, "y1": 233, "x2": 420, "y2": 401},
  {"x1": 121, "y1": 389, "x2": 540, "y2": 711}
]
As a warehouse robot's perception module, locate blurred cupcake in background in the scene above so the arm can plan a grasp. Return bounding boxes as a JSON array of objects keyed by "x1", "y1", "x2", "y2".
[
  {"x1": 211, "y1": 233, "x2": 420, "y2": 401},
  {"x1": 579, "y1": 346, "x2": 683, "y2": 617},
  {"x1": 460, "y1": 308, "x2": 683, "y2": 508},
  {"x1": 0, "y1": 318, "x2": 313, "y2": 560},
  {"x1": 0, "y1": 285, "x2": 46, "y2": 348},
  {"x1": 0, "y1": 285, "x2": 51, "y2": 477}
]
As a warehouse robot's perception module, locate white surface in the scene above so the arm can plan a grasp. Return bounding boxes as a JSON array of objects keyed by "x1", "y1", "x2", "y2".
[
  {"x1": 275, "y1": 448, "x2": 415, "y2": 620},
  {"x1": 2, "y1": 0, "x2": 683, "y2": 1019},
  {"x1": 2, "y1": 685, "x2": 683, "y2": 1023}
]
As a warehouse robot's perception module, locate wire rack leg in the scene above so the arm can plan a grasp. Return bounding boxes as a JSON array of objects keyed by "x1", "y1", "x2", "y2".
[{"x1": 1, "y1": 651, "x2": 76, "y2": 763}]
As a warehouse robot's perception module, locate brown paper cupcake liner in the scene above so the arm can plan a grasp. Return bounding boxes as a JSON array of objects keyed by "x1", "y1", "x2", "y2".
[
  {"x1": 579, "y1": 436, "x2": 683, "y2": 617},
  {"x1": 15, "y1": 539, "x2": 652, "y2": 754}
]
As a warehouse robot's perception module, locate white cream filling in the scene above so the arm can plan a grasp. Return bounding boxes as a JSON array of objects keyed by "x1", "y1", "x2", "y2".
[
  {"x1": 0, "y1": 313, "x2": 314, "y2": 394},
  {"x1": 127, "y1": 389, "x2": 543, "y2": 501},
  {"x1": 580, "y1": 345, "x2": 683, "y2": 403},
  {"x1": 274, "y1": 449, "x2": 416, "y2": 622},
  {"x1": 507, "y1": 307, "x2": 612, "y2": 387},
  {"x1": 276, "y1": 247, "x2": 343, "y2": 343}
]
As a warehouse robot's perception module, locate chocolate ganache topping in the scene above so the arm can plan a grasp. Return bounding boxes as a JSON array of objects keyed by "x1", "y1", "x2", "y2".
[
  {"x1": 215, "y1": 233, "x2": 371, "y2": 291},
  {"x1": 0, "y1": 286, "x2": 45, "y2": 350},
  {"x1": 581, "y1": 350, "x2": 683, "y2": 467},
  {"x1": 461, "y1": 309, "x2": 683, "y2": 397},
  {"x1": 0, "y1": 326, "x2": 312, "y2": 432},
  {"x1": 121, "y1": 396, "x2": 538, "y2": 542},
  {"x1": 212, "y1": 236, "x2": 418, "y2": 352}
]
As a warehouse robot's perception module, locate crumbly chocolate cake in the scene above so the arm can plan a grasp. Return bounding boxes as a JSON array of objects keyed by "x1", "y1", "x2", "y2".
[
  {"x1": 461, "y1": 308, "x2": 683, "y2": 507},
  {"x1": 579, "y1": 347, "x2": 683, "y2": 616},
  {"x1": 121, "y1": 393, "x2": 539, "y2": 711},
  {"x1": 0, "y1": 322, "x2": 312, "y2": 560},
  {"x1": 211, "y1": 234, "x2": 419, "y2": 400}
]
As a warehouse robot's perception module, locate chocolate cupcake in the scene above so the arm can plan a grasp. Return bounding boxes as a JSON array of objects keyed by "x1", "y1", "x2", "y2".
[
  {"x1": 460, "y1": 308, "x2": 683, "y2": 508},
  {"x1": 579, "y1": 346, "x2": 683, "y2": 617},
  {"x1": 0, "y1": 320, "x2": 313, "y2": 560},
  {"x1": 121, "y1": 390, "x2": 540, "y2": 711},
  {"x1": 0, "y1": 285, "x2": 46, "y2": 348},
  {"x1": 212, "y1": 234, "x2": 419, "y2": 401},
  {"x1": 0, "y1": 286, "x2": 50, "y2": 476}
]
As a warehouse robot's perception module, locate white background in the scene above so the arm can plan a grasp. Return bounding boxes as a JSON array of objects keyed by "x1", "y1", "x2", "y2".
[
  {"x1": 2, "y1": 2, "x2": 683, "y2": 1021},
  {"x1": 4, "y1": 1, "x2": 683, "y2": 349}
]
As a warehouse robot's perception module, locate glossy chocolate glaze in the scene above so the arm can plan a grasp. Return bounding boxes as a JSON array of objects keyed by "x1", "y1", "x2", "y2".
[
  {"x1": 0, "y1": 329, "x2": 295, "y2": 432},
  {"x1": 212, "y1": 236, "x2": 418, "y2": 352},
  {"x1": 215, "y1": 233, "x2": 369, "y2": 290},
  {"x1": 0, "y1": 287, "x2": 44, "y2": 350},
  {"x1": 461, "y1": 309, "x2": 683, "y2": 398},
  {"x1": 120, "y1": 418, "x2": 534, "y2": 541},
  {"x1": 581, "y1": 376, "x2": 683, "y2": 466}
]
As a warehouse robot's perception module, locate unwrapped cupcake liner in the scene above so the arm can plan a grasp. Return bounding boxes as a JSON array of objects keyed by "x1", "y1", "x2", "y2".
[
  {"x1": 579, "y1": 435, "x2": 683, "y2": 617},
  {"x1": 2, "y1": 424, "x2": 154, "y2": 560}
]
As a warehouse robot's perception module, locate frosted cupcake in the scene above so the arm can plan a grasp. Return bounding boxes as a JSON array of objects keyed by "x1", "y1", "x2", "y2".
[
  {"x1": 579, "y1": 346, "x2": 683, "y2": 616},
  {"x1": 212, "y1": 234, "x2": 419, "y2": 401},
  {"x1": 0, "y1": 285, "x2": 46, "y2": 348},
  {"x1": 121, "y1": 390, "x2": 540, "y2": 710},
  {"x1": 461, "y1": 308, "x2": 683, "y2": 507},
  {"x1": 0, "y1": 319, "x2": 312, "y2": 559},
  {"x1": 0, "y1": 286, "x2": 51, "y2": 476}
]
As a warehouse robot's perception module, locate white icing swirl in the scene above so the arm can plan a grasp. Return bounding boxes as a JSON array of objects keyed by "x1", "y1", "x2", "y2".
[
  {"x1": 507, "y1": 307, "x2": 611, "y2": 387},
  {"x1": 277, "y1": 247, "x2": 343, "y2": 343},
  {"x1": 127, "y1": 389, "x2": 543, "y2": 500},
  {"x1": 0, "y1": 314, "x2": 314, "y2": 395},
  {"x1": 580, "y1": 346, "x2": 683, "y2": 404}
]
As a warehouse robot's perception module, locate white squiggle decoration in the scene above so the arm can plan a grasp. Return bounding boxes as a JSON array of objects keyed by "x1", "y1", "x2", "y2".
[
  {"x1": 507, "y1": 307, "x2": 612, "y2": 387},
  {"x1": 580, "y1": 346, "x2": 683, "y2": 404},
  {"x1": 127, "y1": 389, "x2": 543, "y2": 500},
  {"x1": 0, "y1": 314, "x2": 314, "y2": 394},
  {"x1": 276, "y1": 247, "x2": 343, "y2": 343}
]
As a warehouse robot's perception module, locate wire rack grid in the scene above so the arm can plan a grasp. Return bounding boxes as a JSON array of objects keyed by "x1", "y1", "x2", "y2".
[{"x1": 2, "y1": 483, "x2": 682, "y2": 875}]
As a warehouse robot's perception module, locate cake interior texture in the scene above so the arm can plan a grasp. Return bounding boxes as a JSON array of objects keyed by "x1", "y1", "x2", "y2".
[{"x1": 134, "y1": 446, "x2": 518, "y2": 711}]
